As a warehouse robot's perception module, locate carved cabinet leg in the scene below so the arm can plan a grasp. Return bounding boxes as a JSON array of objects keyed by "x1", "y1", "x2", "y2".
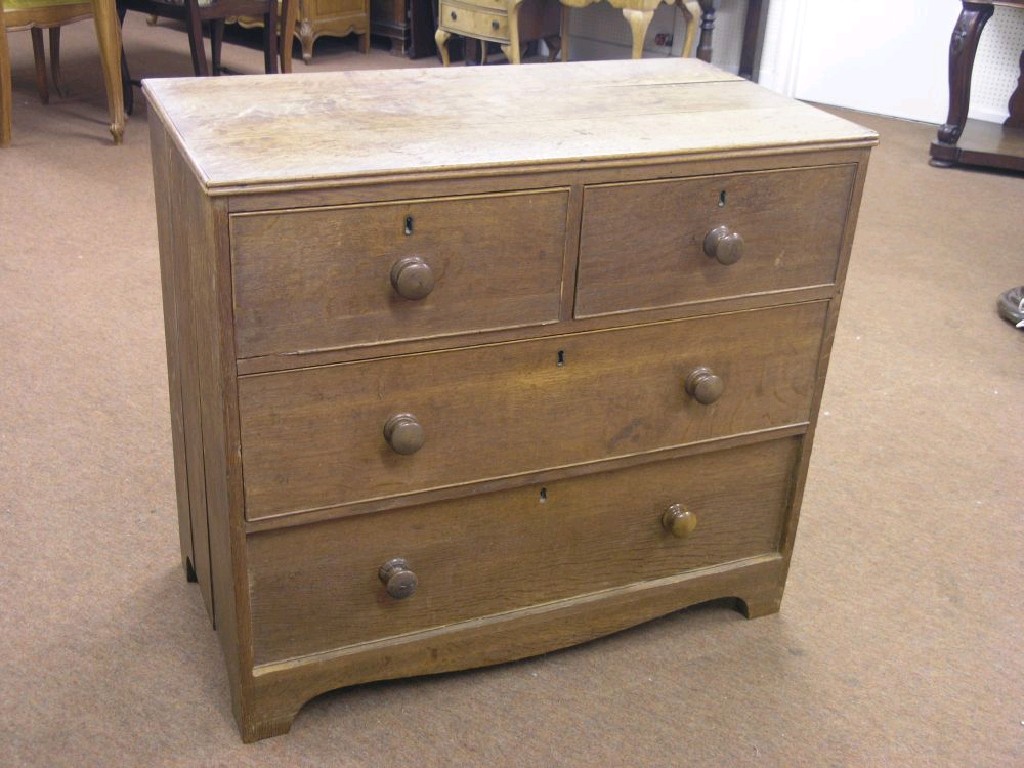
[
  {"x1": 435, "y1": 29, "x2": 452, "y2": 66},
  {"x1": 622, "y1": 9, "x2": 655, "y2": 60},
  {"x1": 933, "y1": 2, "x2": 995, "y2": 156}
]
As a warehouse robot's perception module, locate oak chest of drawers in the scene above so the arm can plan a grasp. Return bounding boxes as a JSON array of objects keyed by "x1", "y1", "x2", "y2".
[{"x1": 144, "y1": 59, "x2": 876, "y2": 742}]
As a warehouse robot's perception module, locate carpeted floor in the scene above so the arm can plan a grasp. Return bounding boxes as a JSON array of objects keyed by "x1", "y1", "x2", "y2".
[{"x1": 1, "y1": 15, "x2": 1022, "y2": 767}]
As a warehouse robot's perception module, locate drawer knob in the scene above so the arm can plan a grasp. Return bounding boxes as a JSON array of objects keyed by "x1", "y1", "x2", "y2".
[
  {"x1": 663, "y1": 504, "x2": 697, "y2": 539},
  {"x1": 703, "y1": 225, "x2": 744, "y2": 265},
  {"x1": 379, "y1": 557, "x2": 418, "y2": 599},
  {"x1": 450, "y1": 9, "x2": 457, "y2": 20},
  {"x1": 384, "y1": 413, "x2": 425, "y2": 455},
  {"x1": 390, "y1": 256, "x2": 435, "y2": 301},
  {"x1": 491, "y1": 19, "x2": 500, "y2": 30},
  {"x1": 685, "y1": 366, "x2": 724, "y2": 405}
]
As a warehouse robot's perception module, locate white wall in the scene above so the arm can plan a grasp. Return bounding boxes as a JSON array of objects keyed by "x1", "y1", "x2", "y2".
[
  {"x1": 760, "y1": 0, "x2": 1022, "y2": 124},
  {"x1": 564, "y1": 0, "x2": 1022, "y2": 125}
]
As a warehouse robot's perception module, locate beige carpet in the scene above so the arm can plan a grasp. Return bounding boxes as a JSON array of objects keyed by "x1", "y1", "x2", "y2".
[{"x1": 2, "y1": 15, "x2": 1022, "y2": 767}]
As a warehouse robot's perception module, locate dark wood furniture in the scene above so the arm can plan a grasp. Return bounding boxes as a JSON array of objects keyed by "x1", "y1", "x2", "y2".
[
  {"x1": 371, "y1": 0, "x2": 435, "y2": 55},
  {"x1": 117, "y1": 0, "x2": 293, "y2": 113},
  {"x1": 687, "y1": 0, "x2": 770, "y2": 79},
  {"x1": 144, "y1": 57, "x2": 875, "y2": 742},
  {"x1": 930, "y1": 0, "x2": 1024, "y2": 171}
]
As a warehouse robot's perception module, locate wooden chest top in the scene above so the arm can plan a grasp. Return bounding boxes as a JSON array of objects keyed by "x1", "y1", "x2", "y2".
[{"x1": 143, "y1": 58, "x2": 877, "y2": 192}]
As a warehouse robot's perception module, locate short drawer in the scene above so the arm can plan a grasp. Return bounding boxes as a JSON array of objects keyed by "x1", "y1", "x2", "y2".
[
  {"x1": 238, "y1": 302, "x2": 825, "y2": 520},
  {"x1": 229, "y1": 189, "x2": 568, "y2": 358},
  {"x1": 247, "y1": 437, "x2": 798, "y2": 664},
  {"x1": 575, "y1": 165, "x2": 857, "y2": 317},
  {"x1": 438, "y1": 1, "x2": 509, "y2": 40}
]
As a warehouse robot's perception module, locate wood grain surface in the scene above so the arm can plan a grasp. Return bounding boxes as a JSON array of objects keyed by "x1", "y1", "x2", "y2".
[
  {"x1": 230, "y1": 189, "x2": 568, "y2": 357},
  {"x1": 576, "y1": 163, "x2": 858, "y2": 316},
  {"x1": 141, "y1": 58, "x2": 877, "y2": 192},
  {"x1": 247, "y1": 437, "x2": 799, "y2": 664},
  {"x1": 238, "y1": 301, "x2": 826, "y2": 520}
]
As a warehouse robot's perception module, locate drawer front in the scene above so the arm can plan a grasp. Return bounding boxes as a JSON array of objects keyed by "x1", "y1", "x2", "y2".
[
  {"x1": 230, "y1": 190, "x2": 568, "y2": 358},
  {"x1": 575, "y1": 165, "x2": 857, "y2": 317},
  {"x1": 248, "y1": 437, "x2": 798, "y2": 664},
  {"x1": 239, "y1": 302, "x2": 825, "y2": 520},
  {"x1": 438, "y1": 1, "x2": 509, "y2": 39}
]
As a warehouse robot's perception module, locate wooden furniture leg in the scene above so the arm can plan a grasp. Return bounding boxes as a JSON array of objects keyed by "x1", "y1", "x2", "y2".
[
  {"x1": 933, "y1": 1, "x2": 994, "y2": 158},
  {"x1": 621, "y1": 8, "x2": 653, "y2": 59},
  {"x1": 0, "y1": 0, "x2": 10, "y2": 147},
  {"x1": 93, "y1": 0, "x2": 125, "y2": 143},
  {"x1": 48, "y1": 28, "x2": 64, "y2": 95},
  {"x1": 1006, "y1": 48, "x2": 1023, "y2": 128},
  {"x1": 738, "y1": 0, "x2": 767, "y2": 79},
  {"x1": 676, "y1": 0, "x2": 698, "y2": 57},
  {"x1": 560, "y1": 4, "x2": 569, "y2": 61},
  {"x1": 281, "y1": 0, "x2": 296, "y2": 73},
  {"x1": 695, "y1": 0, "x2": 716, "y2": 62},
  {"x1": 500, "y1": 1, "x2": 522, "y2": 64},
  {"x1": 435, "y1": 27, "x2": 451, "y2": 65},
  {"x1": 30, "y1": 27, "x2": 48, "y2": 102}
]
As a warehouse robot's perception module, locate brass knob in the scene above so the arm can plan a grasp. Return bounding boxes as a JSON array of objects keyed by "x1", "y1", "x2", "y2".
[
  {"x1": 703, "y1": 225, "x2": 744, "y2": 265},
  {"x1": 383, "y1": 413, "x2": 425, "y2": 455},
  {"x1": 390, "y1": 256, "x2": 435, "y2": 300},
  {"x1": 685, "y1": 367, "x2": 724, "y2": 405},
  {"x1": 379, "y1": 557, "x2": 418, "y2": 599},
  {"x1": 663, "y1": 504, "x2": 697, "y2": 538}
]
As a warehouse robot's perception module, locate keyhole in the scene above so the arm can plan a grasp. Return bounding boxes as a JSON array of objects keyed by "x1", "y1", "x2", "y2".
[
  {"x1": 539, "y1": 487, "x2": 548, "y2": 503},
  {"x1": 404, "y1": 216, "x2": 414, "y2": 236},
  {"x1": 718, "y1": 190, "x2": 727, "y2": 208},
  {"x1": 556, "y1": 350, "x2": 566, "y2": 367}
]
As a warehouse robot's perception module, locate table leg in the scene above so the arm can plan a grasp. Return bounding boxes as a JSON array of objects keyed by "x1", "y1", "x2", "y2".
[
  {"x1": 695, "y1": 0, "x2": 718, "y2": 63},
  {"x1": 935, "y1": 2, "x2": 994, "y2": 150},
  {"x1": 92, "y1": 0, "x2": 125, "y2": 144},
  {"x1": 738, "y1": 0, "x2": 768, "y2": 79}
]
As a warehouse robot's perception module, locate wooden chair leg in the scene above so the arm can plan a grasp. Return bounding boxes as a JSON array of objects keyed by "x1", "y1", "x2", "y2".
[
  {"x1": 677, "y1": 0, "x2": 699, "y2": 57},
  {"x1": 185, "y1": 2, "x2": 209, "y2": 76},
  {"x1": 210, "y1": 19, "x2": 223, "y2": 75},
  {"x1": 48, "y1": 27, "x2": 64, "y2": 97},
  {"x1": 281, "y1": 0, "x2": 296, "y2": 73},
  {"x1": 92, "y1": 0, "x2": 125, "y2": 143},
  {"x1": 264, "y1": 3, "x2": 279, "y2": 74},
  {"x1": 30, "y1": 27, "x2": 48, "y2": 104},
  {"x1": 1, "y1": 14, "x2": 12, "y2": 147},
  {"x1": 560, "y1": 6, "x2": 570, "y2": 62}
]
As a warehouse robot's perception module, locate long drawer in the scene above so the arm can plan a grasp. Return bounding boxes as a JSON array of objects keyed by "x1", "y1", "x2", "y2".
[
  {"x1": 238, "y1": 302, "x2": 826, "y2": 521},
  {"x1": 247, "y1": 437, "x2": 799, "y2": 664},
  {"x1": 575, "y1": 165, "x2": 857, "y2": 317},
  {"x1": 229, "y1": 189, "x2": 569, "y2": 358}
]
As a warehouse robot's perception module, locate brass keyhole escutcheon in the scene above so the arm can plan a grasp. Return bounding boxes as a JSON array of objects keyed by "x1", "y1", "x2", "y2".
[{"x1": 663, "y1": 504, "x2": 697, "y2": 539}]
